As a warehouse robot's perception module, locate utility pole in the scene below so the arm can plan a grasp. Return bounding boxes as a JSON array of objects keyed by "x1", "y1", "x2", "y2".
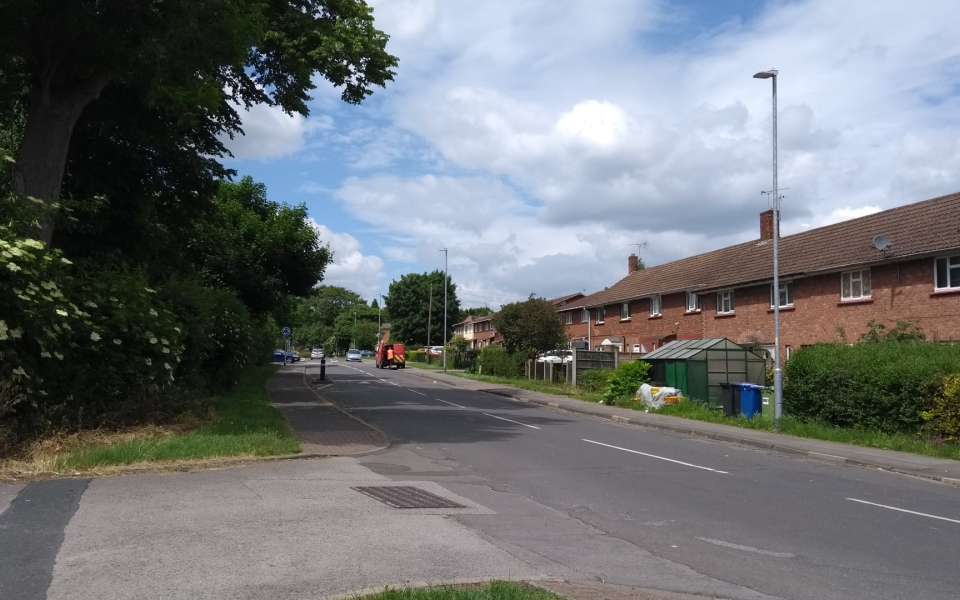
[
  {"x1": 427, "y1": 283, "x2": 433, "y2": 347},
  {"x1": 441, "y1": 248, "x2": 448, "y2": 372},
  {"x1": 754, "y1": 68, "x2": 783, "y2": 426}
]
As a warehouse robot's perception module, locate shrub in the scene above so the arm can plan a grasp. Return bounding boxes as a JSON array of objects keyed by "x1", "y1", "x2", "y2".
[
  {"x1": 577, "y1": 369, "x2": 613, "y2": 393},
  {"x1": 784, "y1": 342, "x2": 960, "y2": 433},
  {"x1": 476, "y1": 347, "x2": 524, "y2": 377},
  {"x1": 602, "y1": 361, "x2": 652, "y2": 405},
  {"x1": 407, "y1": 350, "x2": 426, "y2": 363},
  {"x1": 921, "y1": 375, "x2": 960, "y2": 442}
]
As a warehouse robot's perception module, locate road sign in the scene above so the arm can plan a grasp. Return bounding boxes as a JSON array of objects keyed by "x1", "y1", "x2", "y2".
[{"x1": 281, "y1": 326, "x2": 292, "y2": 338}]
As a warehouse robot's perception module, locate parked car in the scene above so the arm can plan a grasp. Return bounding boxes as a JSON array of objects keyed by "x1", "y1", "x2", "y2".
[
  {"x1": 290, "y1": 351, "x2": 301, "y2": 362},
  {"x1": 346, "y1": 348, "x2": 362, "y2": 362},
  {"x1": 427, "y1": 346, "x2": 444, "y2": 356},
  {"x1": 310, "y1": 347, "x2": 324, "y2": 359},
  {"x1": 536, "y1": 350, "x2": 573, "y2": 364}
]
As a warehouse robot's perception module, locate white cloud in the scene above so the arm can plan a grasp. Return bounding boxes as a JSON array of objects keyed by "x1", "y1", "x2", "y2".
[
  {"x1": 315, "y1": 0, "x2": 960, "y2": 303},
  {"x1": 222, "y1": 104, "x2": 333, "y2": 160},
  {"x1": 309, "y1": 220, "x2": 385, "y2": 299}
]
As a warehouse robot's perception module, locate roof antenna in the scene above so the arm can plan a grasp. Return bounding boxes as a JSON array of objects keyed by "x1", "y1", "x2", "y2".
[{"x1": 632, "y1": 242, "x2": 647, "y2": 255}]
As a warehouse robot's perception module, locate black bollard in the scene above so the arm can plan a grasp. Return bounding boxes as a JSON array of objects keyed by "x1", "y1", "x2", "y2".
[{"x1": 320, "y1": 357, "x2": 326, "y2": 380}]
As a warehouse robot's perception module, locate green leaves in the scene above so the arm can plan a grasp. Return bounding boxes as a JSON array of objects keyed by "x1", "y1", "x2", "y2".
[{"x1": 494, "y1": 297, "x2": 566, "y2": 357}]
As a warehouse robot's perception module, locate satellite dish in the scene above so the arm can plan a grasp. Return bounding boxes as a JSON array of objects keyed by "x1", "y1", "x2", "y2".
[{"x1": 872, "y1": 234, "x2": 892, "y2": 251}]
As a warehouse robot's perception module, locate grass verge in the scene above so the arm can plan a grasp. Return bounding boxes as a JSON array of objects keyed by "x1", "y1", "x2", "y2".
[
  {"x1": 1, "y1": 365, "x2": 300, "y2": 477},
  {"x1": 355, "y1": 581, "x2": 563, "y2": 600},
  {"x1": 407, "y1": 363, "x2": 603, "y2": 403},
  {"x1": 653, "y1": 400, "x2": 960, "y2": 461}
]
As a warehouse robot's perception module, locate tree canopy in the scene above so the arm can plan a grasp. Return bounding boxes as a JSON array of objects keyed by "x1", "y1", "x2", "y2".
[
  {"x1": 385, "y1": 271, "x2": 460, "y2": 346},
  {"x1": 493, "y1": 296, "x2": 566, "y2": 357},
  {"x1": 1, "y1": 0, "x2": 397, "y2": 241},
  {"x1": 289, "y1": 285, "x2": 369, "y2": 348}
]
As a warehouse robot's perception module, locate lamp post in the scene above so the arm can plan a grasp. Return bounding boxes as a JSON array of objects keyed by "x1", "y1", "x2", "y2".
[
  {"x1": 753, "y1": 68, "x2": 783, "y2": 425},
  {"x1": 441, "y1": 248, "x2": 449, "y2": 372}
]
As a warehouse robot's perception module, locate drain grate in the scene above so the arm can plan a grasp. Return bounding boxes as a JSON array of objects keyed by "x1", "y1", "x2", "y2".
[{"x1": 352, "y1": 485, "x2": 465, "y2": 509}]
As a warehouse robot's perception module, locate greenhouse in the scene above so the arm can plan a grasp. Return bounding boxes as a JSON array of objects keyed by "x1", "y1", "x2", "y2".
[{"x1": 643, "y1": 338, "x2": 766, "y2": 404}]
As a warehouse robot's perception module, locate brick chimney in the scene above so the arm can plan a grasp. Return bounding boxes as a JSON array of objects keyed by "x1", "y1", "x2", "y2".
[
  {"x1": 628, "y1": 254, "x2": 639, "y2": 274},
  {"x1": 760, "y1": 209, "x2": 774, "y2": 241}
]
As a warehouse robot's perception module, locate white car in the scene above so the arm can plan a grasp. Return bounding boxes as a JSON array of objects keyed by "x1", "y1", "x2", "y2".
[
  {"x1": 427, "y1": 346, "x2": 444, "y2": 356},
  {"x1": 310, "y1": 348, "x2": 324, "y2": 360},
  {"x1": 346, "y1": 349, "x2": 362, "y2": 362}
]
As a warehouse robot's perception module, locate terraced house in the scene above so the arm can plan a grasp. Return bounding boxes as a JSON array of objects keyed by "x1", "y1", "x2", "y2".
[{"x1": 558, "y1": 192, "x2": 960, "y2": 358}]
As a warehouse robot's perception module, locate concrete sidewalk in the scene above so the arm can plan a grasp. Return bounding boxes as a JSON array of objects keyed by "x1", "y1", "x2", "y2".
[
  {"x1": 268, "y1": 363, "x2": 387, "y2": 455},
  {"x1": 406, "y1": 367, "x2": 960, "y2": 486}
]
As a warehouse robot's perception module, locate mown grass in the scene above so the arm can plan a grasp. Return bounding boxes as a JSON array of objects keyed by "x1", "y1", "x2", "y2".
[
  {"x1": 5, "y1": 365, "x2": 301, "y2": 474},
  {"x1": 655, "y1": 400, "x2": 960, "y2": 461},
  {"x1": 355, "y1": 581, "x2": 564, "y2": 600},
  {"x1": 415, "y1": 367, "x2": 604, "y2": 404}
]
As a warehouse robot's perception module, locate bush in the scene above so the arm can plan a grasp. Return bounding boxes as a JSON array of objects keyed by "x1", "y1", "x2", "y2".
[
  {"x1": 408, "y1": 349, "x2": 426, "y2": 363},
  {"x1": 577, "y1": 369, "x2": 614, "y2": 393},
  {"x1": 602, "y1": 361, "x2": 652, "y2": 405},
  {"x1": 784, "y1": 342, "x2": 960, "y2": 433},
  {"x1": 476, "y1": 347, "x2": 525, "y2": 377},
  {"x1": 922, "y1": 375, "x2": 960, "y2": 441}
]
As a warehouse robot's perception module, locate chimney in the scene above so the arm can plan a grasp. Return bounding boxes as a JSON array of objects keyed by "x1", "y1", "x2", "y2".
[
  {"x1": 760, "y1": 209, "x2": 774, "y2": 241},
  {"x1": 628, "y1": 254, "x2": 639, "y2": 274}
]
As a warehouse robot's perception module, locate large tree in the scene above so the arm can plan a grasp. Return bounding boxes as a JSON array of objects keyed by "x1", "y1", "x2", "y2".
[
  {"x1": 289, "y1": 285, "x2": 368, "y2": 347},
  {"x1": 1, "y1": 0, "x2": 397, "y2": 242},
  {"x1": 494, "y1": 296, "x2": 566, "y2": 357},
  {"x1": 385, "y1": 271, "x2": 459, "y2": 346}
]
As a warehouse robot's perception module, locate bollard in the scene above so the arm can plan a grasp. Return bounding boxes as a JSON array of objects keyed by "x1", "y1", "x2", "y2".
[{"x1": 320, "y1": 357, "x2": 326, "y2": 380}]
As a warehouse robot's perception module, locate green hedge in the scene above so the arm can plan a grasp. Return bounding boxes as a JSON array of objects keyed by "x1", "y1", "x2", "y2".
[
  {"x1": 784, "y1": 342, "x2": 960, "y2": 433},
  {"x1": 476, "y1": 347, "x2": 525, "y2": 377}
]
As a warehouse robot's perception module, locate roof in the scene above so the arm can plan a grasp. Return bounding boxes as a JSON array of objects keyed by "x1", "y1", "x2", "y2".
[
  {"x1": 560, "y1": 192, "x2": 960, "y2": 310},
  {"x1": 548, "y1": 292, "x2": 585, "y2": 306},
  {"x1": 643, "y1": 338, "x2": 763, "y2": 360},
  {"x1": 453, "y1": 313, "x2": 495, "y2": 327}
]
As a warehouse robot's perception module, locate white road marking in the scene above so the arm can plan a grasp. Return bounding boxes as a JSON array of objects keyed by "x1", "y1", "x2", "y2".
[
  {"x1": 581, "y1": 439, "x2": 729, "y2": 474},
  {"x1": 481, "y1": 412, "x2": 541, "y2": 430},
  {"x1": 845, "y1": 498, "x2": 960, "y2": 525},
  {"x1": 696, "y1": 537, "x2": 794, "y2": 558},
  {"x1": 435, "y1": 398, "x2": 468, "y2": 409},
  {"x1": 407, "y1": 388, "x2": 427, "y2": 396}
]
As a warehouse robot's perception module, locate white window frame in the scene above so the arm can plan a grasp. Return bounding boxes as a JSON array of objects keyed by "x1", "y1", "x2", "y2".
[
  {"x1": 770, "y1": 281, "x2": 794, "y2": 308},
  {"x1": 649, "y1": 294, "x2": 662, "y2": 317},
  {"x1": 581, "y1": 308, "x2": 589, "y2": 323},
  {"x1": 935, "y1": 255, "x2": 960, "y2": 291},
  {"x1": 620, "y1": 302, "x2": 631, "y2": 320},
  {"x1": 561, "y1": 311, "x2": 573, "y2": 325},
  {"x1": 716, "y1": 289, "x2": 735, "y2": 314},
  {"x1": 595, "y1": 306, "x2": 605, "y2": 324},
  {"x1": 685, "y1": 291, "x2": 701, "y2": 312},
  {"x1": 841, "y1": 269, "x2": 872, "y2": 301}
]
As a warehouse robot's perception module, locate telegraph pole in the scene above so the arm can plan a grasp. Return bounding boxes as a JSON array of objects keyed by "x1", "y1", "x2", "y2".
[{"x1": 441, "y1": 248, "x2": 449, "y2": 372}]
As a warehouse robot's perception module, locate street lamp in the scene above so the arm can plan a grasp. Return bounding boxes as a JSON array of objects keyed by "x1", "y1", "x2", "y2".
[
  {"x1": 441, "y1": 248, "x2": 449, "y2": 372},
  {"x1": 753, "y1": 68, "x2": 783, "y2": 426}
]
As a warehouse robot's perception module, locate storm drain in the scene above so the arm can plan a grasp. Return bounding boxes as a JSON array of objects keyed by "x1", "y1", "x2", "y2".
[{"x1": 351, "y1": 486, "x2": 465, "y2": 509}]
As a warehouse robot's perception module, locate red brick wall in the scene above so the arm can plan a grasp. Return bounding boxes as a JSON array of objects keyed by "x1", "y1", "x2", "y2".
[{"x1": 561, "y1": 258, "x2": 960, "y2": 351}]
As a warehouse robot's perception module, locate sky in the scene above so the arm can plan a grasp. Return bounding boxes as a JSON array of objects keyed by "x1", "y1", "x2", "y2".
[{"x1": 221, "y1": 0, "x2": 960, "y2": 308}]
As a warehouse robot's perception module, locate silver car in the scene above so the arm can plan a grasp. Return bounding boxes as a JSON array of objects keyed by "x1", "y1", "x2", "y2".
[{"x1": 346, "y1": 349, "x2": 362, "y2": 362}]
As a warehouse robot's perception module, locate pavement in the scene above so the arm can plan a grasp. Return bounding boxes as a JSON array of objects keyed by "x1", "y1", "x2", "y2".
[{"x1": 403, "y1": 366, "x2": 960, "y2": 486}]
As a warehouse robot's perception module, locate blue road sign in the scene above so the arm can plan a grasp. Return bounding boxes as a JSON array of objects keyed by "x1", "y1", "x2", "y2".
[{"x1": 281, "y1": 326, "x2": 292, "y2": 338}]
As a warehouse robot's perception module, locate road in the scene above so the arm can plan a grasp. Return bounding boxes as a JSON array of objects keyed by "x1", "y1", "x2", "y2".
[{"x1": 321, "y1": 359, "x2": 960, "y2": 600}]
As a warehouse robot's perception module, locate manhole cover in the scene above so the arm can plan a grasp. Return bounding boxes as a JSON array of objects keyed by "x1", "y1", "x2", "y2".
[{"x1": 352, "y1": 486, "x2": 465, "y2": 509}]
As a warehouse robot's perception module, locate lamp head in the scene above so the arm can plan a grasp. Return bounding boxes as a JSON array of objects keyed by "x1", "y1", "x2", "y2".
[{"x1": 753, "y1": 69, "x2": 778, "y2": 79}]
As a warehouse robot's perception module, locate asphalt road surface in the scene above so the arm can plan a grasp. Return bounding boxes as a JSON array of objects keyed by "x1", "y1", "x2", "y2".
[{"x1": 318, "y1": 360, "x2": 960, "y2": 600}]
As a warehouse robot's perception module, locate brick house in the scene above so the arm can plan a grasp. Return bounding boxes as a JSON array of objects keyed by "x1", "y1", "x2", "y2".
[
  {"x1": 452, "y1": 314, "x2": 498, "y2": 349},
  {"x1": 558, "y1": 192, "x2": 960, "y2": 357}
]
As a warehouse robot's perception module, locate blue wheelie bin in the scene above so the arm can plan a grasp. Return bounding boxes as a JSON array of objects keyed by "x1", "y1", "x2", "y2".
[{"x1": 736, "y1": 383, "x2": 763, "y2": 419}]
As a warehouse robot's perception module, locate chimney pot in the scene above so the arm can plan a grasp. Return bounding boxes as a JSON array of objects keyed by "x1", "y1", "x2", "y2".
[
  {"x1": 760, "y1": 209, "x2": 774, "y2": 241},
  {"x1": 628, "y1": 254, "x2": 639, "y2": 274}
]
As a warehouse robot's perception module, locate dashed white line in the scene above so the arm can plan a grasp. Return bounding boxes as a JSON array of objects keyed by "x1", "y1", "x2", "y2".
[
  {"x1": 435, "y1": 398, "x2": 468, "y2": 409},
  {"x1": 406, "y1": 388, "x2": 427, "y2": 396},
  {"x1": 696, "y1": 537, "x2": 794, "y2": 558},
  {"x1": 845, "y1": 498, "x2": 960, "y2": 525},
  {"x1": 581, "y1": 439, "x2": 729, "y2": 474},
  {"x1": 482, "y1": 412, "x2": 541, "y2": 430}
]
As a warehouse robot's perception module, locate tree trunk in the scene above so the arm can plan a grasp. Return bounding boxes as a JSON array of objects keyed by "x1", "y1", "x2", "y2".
[{"x1": 13, "y1": 76, "x2": 109, "y2": 244}]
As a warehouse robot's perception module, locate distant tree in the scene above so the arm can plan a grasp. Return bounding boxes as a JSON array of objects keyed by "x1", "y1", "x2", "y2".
[
  {"x1": 332, "y1": 305, "x2": 378, "y2": 352},
  {"x1": 371, "y1": 298, "x2": 380, "y2": 309},
  {"x1": 1, "y1": 0, "x2": 397, "y2": 242},
  {"x1": 461, "y1": 306, "x2": 494, "y2": 319},
  {"x1": 289, "y1": 286, "x2": 367, "y2": 347},
  {"x1": 385, "y1": 271, "x2": 460, "y2": 345},
  {"x1": 494, "y1": 296, "x2": 566, "y2": 357}
]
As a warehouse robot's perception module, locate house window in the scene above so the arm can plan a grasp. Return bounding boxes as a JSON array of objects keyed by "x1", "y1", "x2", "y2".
[
  {"x1": 685, "y1": 292, "x2": 700, "y2": 312},
  {"x1": 841, "y1": 269, "x2": 871, "y2": 301},
  {"x1": 595, "y1": 307, "x2": 605, "y2": 323},
  {"x1": 649, "y1": 295, "x2": 662, "y2": 317},
  {"x1": 581, "y1": 308, "x2": 589, "y2": 323},
  {"x1": 770, "y1": 281, "x2": 793, "y2": 308},
  {"x1": 561, "y1": 311, "x2": 573, "y2": 325},
  {"x1": 717, "y1": 290, "x2": 735, "y2": 314},
  {"x1": 935, "y1": 255, "x2": 960, "y2": 290},
  {"x1": 620, "y1": 302, "x2": 631, "y2": 320}
]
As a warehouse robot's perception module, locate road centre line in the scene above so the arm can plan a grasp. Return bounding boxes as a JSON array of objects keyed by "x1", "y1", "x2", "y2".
[
  {"x1": 406, "y1": 388, "x2": 427, "y2": 396},
  {"x1": 845, "y1": 497, "x2": 960, "y2": 525},
  {"x1": 582, "y1": 439, "x2": 729, "y2": 474},
  {"x1": 435, "y1": 398, "x2": 468, "y2": 409},
  {"x1": 481, "y1": 412, "x2": 541, "y2": 430}
]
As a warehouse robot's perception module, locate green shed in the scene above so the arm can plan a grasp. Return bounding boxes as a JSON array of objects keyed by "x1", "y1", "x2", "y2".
[{"x1": 643, "y1": 338, "x2": 766, "y2": 404}]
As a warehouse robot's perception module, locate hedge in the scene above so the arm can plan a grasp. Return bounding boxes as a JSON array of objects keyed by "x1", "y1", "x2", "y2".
[
  {"x1": 784, "y1": 342, "x2": 960, "y2": 433},
  {"x1": 476, "y1": 347, "x2": 525, "y2": 377}
]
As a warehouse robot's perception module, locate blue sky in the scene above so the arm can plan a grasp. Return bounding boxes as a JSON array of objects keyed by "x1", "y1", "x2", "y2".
[{"x1": 222, "y1": 0, "x2": 960, "y2": 307}]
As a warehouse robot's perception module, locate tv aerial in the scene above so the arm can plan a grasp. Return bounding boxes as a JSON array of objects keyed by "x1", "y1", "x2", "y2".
[{"x1": 872, "y1": 234, "x2": 892, "y2": 252}]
